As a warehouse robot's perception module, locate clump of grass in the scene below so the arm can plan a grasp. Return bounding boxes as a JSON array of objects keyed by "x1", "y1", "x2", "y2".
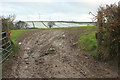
[
  {"x1": 79, "y1": 32, "x2": 97, "y2": 51},
  {"x1": 10, "y1": 29, "x2": 26, "y2": 52},
  {"x1": 79, "y1": 30, "x2": 101, "y2": 58},
  {"x1": 10, "y1": 29, "x2": 38, "y2": 53}
]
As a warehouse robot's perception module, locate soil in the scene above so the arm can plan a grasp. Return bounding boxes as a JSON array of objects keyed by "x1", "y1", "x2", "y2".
[{"x1": 2, "y1": 28, "x2": 118, "y2": 78}]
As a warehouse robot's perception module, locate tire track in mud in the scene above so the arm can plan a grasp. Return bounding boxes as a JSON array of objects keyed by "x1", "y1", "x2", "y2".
[{"x1": 3, "y1": 29, "x2": 118, "y2": 78}]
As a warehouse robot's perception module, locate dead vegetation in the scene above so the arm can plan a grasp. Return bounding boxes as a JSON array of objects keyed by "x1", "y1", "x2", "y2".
[{"x1": 95, "y1": 3, "x2": 120, "y2": 60}]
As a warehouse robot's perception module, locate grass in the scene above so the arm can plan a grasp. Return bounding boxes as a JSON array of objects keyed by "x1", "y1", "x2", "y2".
[
  {"x1": 78, "y1": 26, "x2": 98, "y2": 56},
  {"x1": 52, "y1": 26, "x2": 96, "y2": 29},
  {"x1": 10, "y1": 29, "x2": 26, "y2": 52},
  {"x1": 10, "y1": 29, "x2": 37, "y2": 53},
  {"x1": 79, "y1": 32, "x2": 97, "y2": 50},
  {"x1": 63, "y1": 26, "x2": 96, "y2": 28}
]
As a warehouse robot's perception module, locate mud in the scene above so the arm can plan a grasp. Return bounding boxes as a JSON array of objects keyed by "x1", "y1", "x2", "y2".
[{"x1": 3, "y1": 29, "x2": 118, "y2": 78}]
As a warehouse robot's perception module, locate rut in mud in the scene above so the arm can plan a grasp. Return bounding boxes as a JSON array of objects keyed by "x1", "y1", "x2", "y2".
[{"x1": 3, "y1": 29, "x2": 118, "y2": 78}]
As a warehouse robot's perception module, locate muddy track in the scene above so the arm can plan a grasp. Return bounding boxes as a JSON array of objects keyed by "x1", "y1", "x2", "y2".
[{"x1": 3, "y1": 29, "x2": 118, "y2": 78}]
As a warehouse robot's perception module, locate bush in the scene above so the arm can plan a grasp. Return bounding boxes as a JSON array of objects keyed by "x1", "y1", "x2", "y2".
[
  {"x1": 95, "y1": 2, "x2": 120, "y2": 60},
  {"x1": 1, "y1": 15, "x2": 15, "y2": 31}
]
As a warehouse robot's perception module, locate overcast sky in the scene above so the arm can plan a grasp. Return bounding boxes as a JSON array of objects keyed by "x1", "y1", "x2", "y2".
[{"x1": 0, "y1": 0, "x2": 119, "y2": 21}]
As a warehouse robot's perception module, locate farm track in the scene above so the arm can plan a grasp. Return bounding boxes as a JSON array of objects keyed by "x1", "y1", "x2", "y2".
[{"x1": 3, "y1": 28, "x2": 118, "y2": 78}]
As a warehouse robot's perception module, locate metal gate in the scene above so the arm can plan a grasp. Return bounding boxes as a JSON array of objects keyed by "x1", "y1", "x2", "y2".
[{"x1": 0, "y1": 32, "x2": 13, "y2": 64}]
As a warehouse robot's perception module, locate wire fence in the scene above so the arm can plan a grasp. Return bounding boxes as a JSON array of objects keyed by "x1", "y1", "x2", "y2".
[{"x1": 0, "y1": 32, "x2": 13, "y2": 64}]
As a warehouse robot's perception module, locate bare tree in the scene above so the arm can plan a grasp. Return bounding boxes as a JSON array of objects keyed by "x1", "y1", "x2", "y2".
[{"x1": 1, "y1": 15, "x2": 16, "y2": 32}]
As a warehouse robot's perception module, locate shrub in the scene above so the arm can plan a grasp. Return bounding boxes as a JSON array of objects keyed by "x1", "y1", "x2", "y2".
[
  {"x1": 95, "y1": 2, "x2": 120, "y2": 60},
  {"x1": 1, "y1": 15, "x2": 15, "y2": 31}
]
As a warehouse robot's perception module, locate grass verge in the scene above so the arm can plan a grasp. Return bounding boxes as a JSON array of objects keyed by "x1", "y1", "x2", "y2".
[
  {"x1": 79, "y1": 32, "x2": 97, "y2": 50},
  {"x1": 10, "y1": 29, "x2": 26, "y2": 52},
  {"x1": 10, "y1": 29, "x2": 37, "y2": 53},
  {"x1": 78, "y1": 27, "x2": 98, "y2": 57}
]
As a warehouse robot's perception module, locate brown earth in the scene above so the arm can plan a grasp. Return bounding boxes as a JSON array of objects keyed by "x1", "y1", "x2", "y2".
[{"x1": 3, "y1": 28, "x2": 118, "y2": 78}]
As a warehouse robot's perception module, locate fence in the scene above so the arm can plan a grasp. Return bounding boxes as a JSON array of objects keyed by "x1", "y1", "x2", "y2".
[{"x1": 0, "y1": 31, "x2": 13, "y2": 64}]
